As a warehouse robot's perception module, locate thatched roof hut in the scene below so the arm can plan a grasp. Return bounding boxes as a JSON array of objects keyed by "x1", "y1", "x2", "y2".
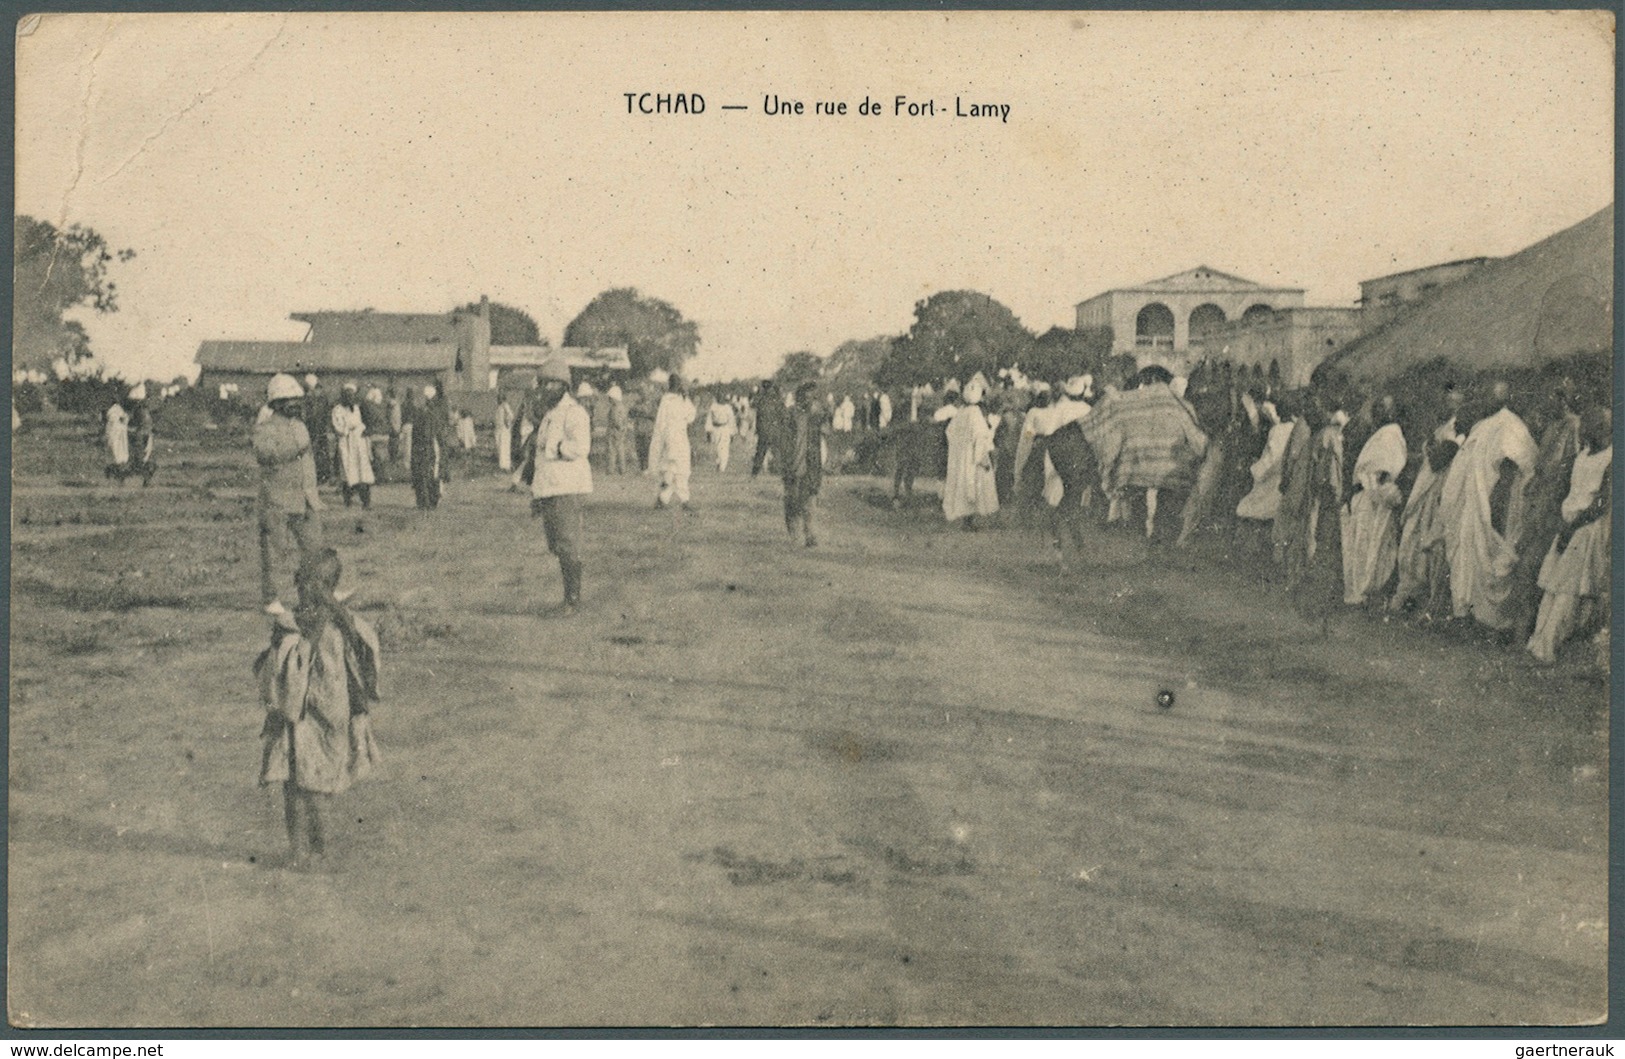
[{"x1": 1329, "y1": 205, "x2": 1613, "y2": 383}]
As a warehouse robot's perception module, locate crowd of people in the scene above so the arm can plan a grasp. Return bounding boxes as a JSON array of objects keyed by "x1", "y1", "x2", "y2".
[
  {"x1": 94, "y1": 349, "x2": 1608, "y2": 683},
  {"x1": 66, "y1": 344, "x2": 1612, "y2": 868},
  {"x1": 237, "y1": 356, "x2": 847, "y2": 865},
  {"x1": 869, "y1": 353, "x2": 1612, "y2": 671}
]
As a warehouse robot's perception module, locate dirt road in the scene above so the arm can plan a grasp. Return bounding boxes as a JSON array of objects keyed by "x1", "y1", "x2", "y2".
[{"x1": 8, "y1": 428, "x2": 1608, "y2": 1026}]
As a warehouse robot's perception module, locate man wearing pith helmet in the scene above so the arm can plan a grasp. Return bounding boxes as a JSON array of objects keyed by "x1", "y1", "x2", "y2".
[
  {"x1": 253, "y1": 373, "x2": 323, "y2": 613},
  {"x1": 529, "y1": 357, "x2": 592, "y2": 614}
]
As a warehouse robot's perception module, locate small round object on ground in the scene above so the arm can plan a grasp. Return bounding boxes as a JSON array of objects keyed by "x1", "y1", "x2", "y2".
[{"x1": 1156, "y1": 689, "x2": 1175, "y2": 710}]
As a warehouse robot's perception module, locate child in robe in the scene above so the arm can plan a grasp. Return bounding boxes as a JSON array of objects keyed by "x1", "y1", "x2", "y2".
[{"x1": 255, "y1": 548, "x2": 381, "y2": 866}]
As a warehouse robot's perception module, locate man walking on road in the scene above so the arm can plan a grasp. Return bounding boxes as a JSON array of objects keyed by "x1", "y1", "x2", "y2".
[
  {"x1": 707, "y1": 394, "x2": 738, "y2": 473},
  {"x1": 530, "y1": 358, "x2": 592, "y2": 614},
  {"x1": 751, "y1": 379, "x2": 786, "y2": 476},
  {"x1": 782, "y1": 381, "x2": 826, "y2": 547}
]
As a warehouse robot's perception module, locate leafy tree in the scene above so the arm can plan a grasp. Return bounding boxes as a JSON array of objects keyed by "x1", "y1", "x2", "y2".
[
  {"x1": 13, "y1": 380, "x2": 46, "y2": 414},
  {"x1": 461, "y1": 300, "x2": 541, "y2": 346},
  {"x1": 13, "y1": 216, "x2": 135, "y2": 371},
  {"x1": 823, "y1": 336, "x2": 892, "y2": 395},
  {"x1": 563, "y1": 287, "x2": 699, "y2": 377},
  {"x1": 773, "y1": 350, "x2": 824, "y2": 389},
  {"x1": 1023, "y1": 326, "x2": 1114, "y2": 383},
  {"x1": 875, "y1": 291, "x2": 1033, "y2": 389},
  {"x1": 52, "y1": 370, "x2": 131, "y2": 416}
]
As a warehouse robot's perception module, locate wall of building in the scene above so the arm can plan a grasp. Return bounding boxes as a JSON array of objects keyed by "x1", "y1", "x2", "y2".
[
  {"x1": 199, "y1": 368, "x2": 450, "y2": 404},
  {"x1": 1082, "y1": 289, "x2": 1305, "y2": 359},
  {"x1": 1192, "y1": 307, "x2": 1364, "y2": 388},
  {"x1": 1358, "y1": 259, "x2": 1490, "y2": 330},
  {"x1": 1075, "y1": 296, "x2": 1113, "y2": 332}
]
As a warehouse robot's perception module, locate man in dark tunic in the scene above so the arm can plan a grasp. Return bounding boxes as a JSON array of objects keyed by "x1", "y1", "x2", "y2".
[
  {"x1": 782, "y1": 381, "x2": 825, "y2": 547},
  {"x1": 303, "y1": 376, "x2": 334, "y2": 485},
  {"x1": 752, "y1": 379, "x2": 786, "y2": 477},
  {"x1": 408, "y1": 386, "x2": 446, "y2": 510}
]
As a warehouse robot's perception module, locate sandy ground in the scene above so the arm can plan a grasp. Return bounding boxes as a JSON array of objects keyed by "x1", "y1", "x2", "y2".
[{"x1": 7, "y1": 421, "x2": 1609, "y2": 1028}]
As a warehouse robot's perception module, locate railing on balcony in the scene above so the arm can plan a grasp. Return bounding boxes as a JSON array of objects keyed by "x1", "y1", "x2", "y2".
[{"x1": 1134, "y1": 335, "x2": 1176, "y2": 349}]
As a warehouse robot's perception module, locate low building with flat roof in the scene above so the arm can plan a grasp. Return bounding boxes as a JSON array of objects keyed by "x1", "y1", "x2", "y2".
[{"x1": 196, "y1": 295, "x2": 627, "y2": 417}]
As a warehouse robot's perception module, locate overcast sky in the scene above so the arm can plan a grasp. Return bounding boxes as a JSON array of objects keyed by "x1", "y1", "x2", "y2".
[{"x1": 15, "y1": 10, "x2": 1614, "y2": 383}]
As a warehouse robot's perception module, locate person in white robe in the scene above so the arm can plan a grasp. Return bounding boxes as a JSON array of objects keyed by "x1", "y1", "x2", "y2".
[
  {"x1": 1527, "y1": 407, "x2": 1611, "y2": 664},
  {"x1": 942, "y1": 374, "x2": 999, "y2": 528},
  {"x1": 1437, "y1": 391, "x2": 1539, "y2": 630},
  {"x1": 648, "y1": 374, "x2": 697, "y2": 510},
  {"x1": 1387, "y1": 427, "x2": 1462, "y2": 617},
  {"x1": 104, "y1": 400, "x2": 130, "y2": 473},
  {"x1": 1235, "y1": 403, "x2": 1290, "y2": 520},
  {"x1": 1026, "y1": 376, "x2": 1093, "y2": 509},
  {"x1": 1340, "y1": 413, "x2": 1407, "y2": 605},
  {"x1": 330, "y1": 383, "x2": 376, "y2": 508},
  {"x1": 832, "y1": 394, "x2": 858, "y2": 432},
  {"x1": 706, "y1": 396, "x2": 737, "y2": 472},
  {"x1": 494, "y1": 395, "x2": 515, "y2": 472}
]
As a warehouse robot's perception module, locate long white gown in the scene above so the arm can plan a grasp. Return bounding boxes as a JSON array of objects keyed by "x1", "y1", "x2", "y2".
[{"x1": 942, "y1": 404, "x2": 999, "y2": 521}]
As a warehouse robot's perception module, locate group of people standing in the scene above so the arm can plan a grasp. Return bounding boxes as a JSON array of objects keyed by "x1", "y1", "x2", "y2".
[
  {"x1": 226, "y1": 350, "x2": 1611, "y2": 866},
  {"x1": 244, "y1": 359, "x2": 823, "y2": 866},
  {"x1": 103, "y1": 384, "x2": 157, "y2": 486},
  {"x1": 291, "y1": 374, "x2": 456, "y2": 511},
  {"x1": 828, "y1": 390, "x2": 894, "y2": 434},
  {"x1": 907, "y1": 354, "x2": 1611, "y2": 670},
  {"x1": 1175, "y1": 359, "x2": 1611, "y2": 668},
  {"x1": 500, "y1": 378, "x2": 637, "y2": 481}
]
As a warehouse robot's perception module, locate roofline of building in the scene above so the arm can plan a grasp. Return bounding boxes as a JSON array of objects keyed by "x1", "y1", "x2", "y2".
[
  {"x1": 289, "y1": 309, "x2": 460, "y2": 320},
  {"x1": 1357, "y1": 257, "x2": 1495, "y2": 288},
  {"x1": 1076, "y1": 286, "x2": 1307, "y2": 309},
  {"x1": 1195, "y1": 305, "x2": 1364, "y2": 330}
]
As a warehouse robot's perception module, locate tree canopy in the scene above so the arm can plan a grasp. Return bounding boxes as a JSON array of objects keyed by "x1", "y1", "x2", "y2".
[
  {"x1": 772, "y1": 350, "x2": 825, "y2": 389},
  {"x1": 562, "y1": 288, "x2": 699, "y2": 377},
  {"x1": 874, "y1": 290, "x2": 1033, "y2": 389},
  {"x1": 823, "y1": 336, "x2": 892, "y2": 396},
  {"x1": 13, "y1": 216, "x2": 135, "y2": 371},
  {"x1": 1024, "y1": 326, "x2": 1114, "y2": 383},
  {"x1": 461, "y1": 300, "x2": 541, "y2": 346}
]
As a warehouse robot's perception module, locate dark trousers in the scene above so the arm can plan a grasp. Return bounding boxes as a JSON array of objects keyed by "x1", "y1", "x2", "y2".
[
  {"x1": 535, "y1": 493, "x2": 585, "y2": 604},
  {"x1": 784, "y1": 487, "x2": 817, "y2": 543},
  {"x1": 412, "y1": 443, "x2": 441, "y2": 509},
  {"x1": 752, "y1": 430, "x2": 778, "y2": 476},
  {"x1": 259, "y1": 507, "x2": 321, "y2": 605}
]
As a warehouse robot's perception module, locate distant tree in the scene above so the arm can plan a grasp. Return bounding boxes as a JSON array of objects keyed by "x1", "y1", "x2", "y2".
[
  {"x1": 563, "y1": 288, "x2": 699, "y2": 377},
  {"x1": 823, "y1": 336, "x2": 892, "y2": 395},
  {"x1": 875, "y1": 291, "x2": 1033, "y2": 389},
  {"x1": 13, "y1": 380, "x2": 45, "y2": 414},
  {"x1": 13, "y1": 216, "x2": 136, "y2": 371},
  {"x1": 52, "y1": 370, "x2": 131, "y2": 416},
  {"x1": 773, "y1": 350, "x2": 825, "y2": 389},
  {"x1": 461, "y1": 300, "x2": 541, "y2": 346},
  {"x1": 1023, "y1": 326, "x2": 1114, "y2": 383}
]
